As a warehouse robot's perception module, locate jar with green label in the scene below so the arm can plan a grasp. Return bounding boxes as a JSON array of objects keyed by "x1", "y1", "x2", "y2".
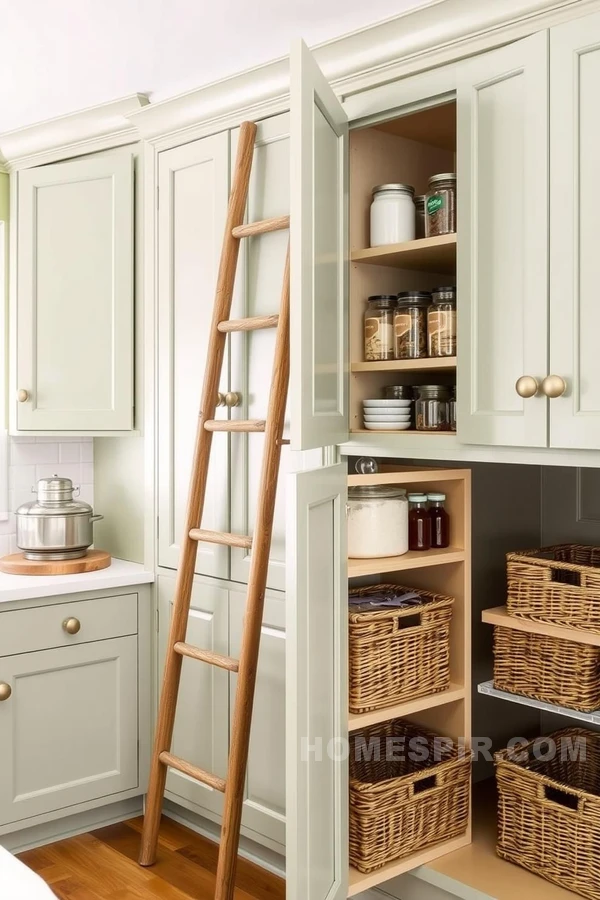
[{"x1": 425, "y1": 173, "x2": 456, "y2": 237}]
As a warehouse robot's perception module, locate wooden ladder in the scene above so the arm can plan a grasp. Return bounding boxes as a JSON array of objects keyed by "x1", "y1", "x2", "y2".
[{"x1": 139, "y1": 120, "x2": 290, "y2": 900}]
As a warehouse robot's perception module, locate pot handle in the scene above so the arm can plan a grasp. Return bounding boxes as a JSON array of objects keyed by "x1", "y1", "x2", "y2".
[{"x1": 90, "y1": 514, "x2": 104, "y2": 523}]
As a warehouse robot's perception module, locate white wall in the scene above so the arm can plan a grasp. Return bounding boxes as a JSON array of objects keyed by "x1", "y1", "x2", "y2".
[{"x1": 0, "y1": 437, "x2": 94, "y2": 555}]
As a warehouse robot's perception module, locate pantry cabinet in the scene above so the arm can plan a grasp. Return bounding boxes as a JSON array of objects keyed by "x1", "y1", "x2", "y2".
[{"x1": 15, "y1": 148, "x2": 135, "y2": 432}]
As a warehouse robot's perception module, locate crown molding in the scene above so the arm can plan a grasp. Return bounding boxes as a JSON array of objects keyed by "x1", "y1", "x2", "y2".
[
  {"x1": 0, "y1": 93, "x2": 149, "y2": 171},
  {"x1": 129, "y1": 0, "x2": 596, "y2": 144}
]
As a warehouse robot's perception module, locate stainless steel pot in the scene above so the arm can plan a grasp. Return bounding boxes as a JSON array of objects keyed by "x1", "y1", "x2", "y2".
[{"x1": 16, "y1": 476, "x2": 103, "y2": 560}]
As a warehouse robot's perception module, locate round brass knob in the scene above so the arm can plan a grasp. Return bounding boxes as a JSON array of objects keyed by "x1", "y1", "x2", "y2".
[
  {"x1": 63, "y1": 617, "x2": 81, "y2": 635},
  {"x1": 17, "y1": 389, "x2": 29, "y2": 403},
  {"x1": 224, "y1": 392, "x2": 241, "y2": 408},
  {"x1": 515, "y1": 376, "x2": 539, "y2": 399},
  {"x1": 541, "y1": 375, "x2": 567, "y2": 399},
  {"x1": 0, "y1": 683, "x2": 12, "y2": 702},
  {"x1": 216, "y1": 392, "x2": 226, "y2": 407}
]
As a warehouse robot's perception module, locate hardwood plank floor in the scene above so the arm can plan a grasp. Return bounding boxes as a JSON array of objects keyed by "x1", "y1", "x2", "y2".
[{"x1": 18, "y1": 816, "x2": 285, "y2": 900}]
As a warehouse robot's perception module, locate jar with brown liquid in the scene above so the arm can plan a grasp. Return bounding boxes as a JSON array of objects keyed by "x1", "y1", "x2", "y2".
[
  {"x1": 364, "y1": 295, "x2": 395, "y2": 361},
  {"x1": 408, "y1": 493, "x2": 431, "y2": 551},
  {"x1": 428, "y1": 493, "x2": 450, "y2": 548}
]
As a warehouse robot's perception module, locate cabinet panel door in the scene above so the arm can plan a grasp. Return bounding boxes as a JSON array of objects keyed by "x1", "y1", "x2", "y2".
[
  {"x1": 230, "y1": 114, "x2": 289, "y2": 591},
  {"x1": 158, "y1": 575, "x2": 229, "y2": 820},
  {"x1": 286, "y1": 463, "x2": 348, "y2": 900},
  {"x1": 290, "y1": 39, "x2": 348, "y2": 451},
  {"x1": 17, "y1": 149, "x2": 134, "y2": 431},
  {"x1": 229, "y1": 589, "x2": 285, "y2": 847},
  {"x1": 549, "y1": 13, "x2": 600, "y2": 449},
  {"x1": 157, "y1": 134, "x2": 230, "y2": 578},
  {"x1": 0, "y1": 637, "x2": 138, "y2": 825},
  {"x1": 457, "y1": 33, "x2": 549, "y2": 447}
]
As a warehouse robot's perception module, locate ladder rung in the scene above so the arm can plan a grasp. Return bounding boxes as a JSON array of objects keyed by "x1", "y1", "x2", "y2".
[
  {"x1": 204, "y1": 419, "x2": 266, "y2": 433},
  {"x1": 174, "y1": 642, "x2": 239, "y2": 672},
  {"x1": 189, "y1": 528, "x2": 252, "y2": 549},
  {"x1": 217, "y1": 315, "x2": 279, "y2": 333},
  {"x1": 232, "y1": 215, "x2": 290, "y2": 239},
  {"x1": 159, "y1": 752, "x2": 226, "y2": 792}
]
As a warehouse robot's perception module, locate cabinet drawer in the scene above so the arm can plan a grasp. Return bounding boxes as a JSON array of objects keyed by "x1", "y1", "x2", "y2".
[{"x1": 0, "y1": 593, "x2": 138, "y2": 656}]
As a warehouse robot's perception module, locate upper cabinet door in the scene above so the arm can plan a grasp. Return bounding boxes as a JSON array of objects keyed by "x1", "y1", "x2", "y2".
[
  {"x1": 290, "y1": 39, "x2": 348, "y2": 451},
  {"x1": 157, "y1": 134, "x2": 230, "y2": 579},
  {"x1": 16, "y1": 149, "x2": 134, "y2": 431},
  {"x1": 457, "y1": 33, "x2": 549, "y2": 447},
  {"x1": 548, "y1": 13, "x2": 600, "y2": 450},
  {"x1": 286, "y1": 463, "x2": 348, "y2": 900}
]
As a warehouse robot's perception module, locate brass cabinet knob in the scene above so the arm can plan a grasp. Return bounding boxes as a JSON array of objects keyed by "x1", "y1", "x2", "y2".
[
  {"x1": 17, "y1": 389, "x2": 29, "y2": 403},
  {"x1": 216, "y1": 392, "x2": 226, "y2": 407},
  {"x1": 0, "y1": 683, "x2": 12, "y2": 701},
  {"x1": 515, "y1": 376, "x2": 539, "y2": 399},
  {"x1": 224, "y1": 392, "x2": 241, "y2": 408},
  {"x1": 541, "y1": 375, "x2": 567, "y2": 399},
  {"x1": 63, "y1": 617, "x2": 81, "y2": 635}
]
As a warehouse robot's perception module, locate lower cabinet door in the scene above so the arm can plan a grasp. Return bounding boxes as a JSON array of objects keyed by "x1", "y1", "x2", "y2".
[
  {"x1": 229, "y1": 588, "x2": 286, "y2": 848},
  {"x1": 158, "y1": 575, "x2": 229, "y2": 821},
  {"x1": 0, "y1": 636, "x2": 138, "y2": 825}
]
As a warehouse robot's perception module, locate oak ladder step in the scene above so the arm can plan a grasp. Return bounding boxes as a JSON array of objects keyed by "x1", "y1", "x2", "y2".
[
  {"x1": 232, "y1": 215, "x2": 289, "y2": 239},
  {"x1": 189, "y1": 528, "x2": 252, "y2": 549},
  {"x1": 159, "y1": 751, "x2": 226, "y2": 792},
  {"x1": 204, "y1": 419, "x2": 266, "y2": 433},
  {"x1": 217, "y1": 315, "x2": 279, "y2": 333},
  {"x1": 174, "y1": 642, "x2": 239, "y2": 672}
]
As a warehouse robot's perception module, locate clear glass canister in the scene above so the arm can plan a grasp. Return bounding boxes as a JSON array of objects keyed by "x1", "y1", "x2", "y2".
[
  {"x1": 449, "y1": 387, "x2": 456, "y2": 432},
  {"x1": 427, "y1": 286, "x2": 457, "y2": 357},
  {"x1": 364, "y1": 295, "x2": 396, "y2": 361},
  {"x1": 414, "y1": 194, "x2": 426, "y2": 239},
  {"x1": 415, "y1": 385, "x2": 451, "y2": 432},
  {"x1": 347, "y1": 485, "x2": 408, "y2": 559},
  {"x1": 370, "y1": 184, "x2": 415, "y2": 247},
  {"x1": 425, "y1": 173, "x2": 456, "y2": 237},
  {"x1": 394, "y1": 292, "x2": 431, "y2": 359}
]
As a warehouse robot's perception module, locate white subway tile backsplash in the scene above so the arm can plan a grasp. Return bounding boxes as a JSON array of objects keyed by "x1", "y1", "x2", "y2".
[{"x1": 3, "y1": 437, "x2": 94, "y2": 547}]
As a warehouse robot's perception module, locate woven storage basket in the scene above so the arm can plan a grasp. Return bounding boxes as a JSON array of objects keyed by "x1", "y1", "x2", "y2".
[
  {"x1": 349, "y1": 719, "x2": 471, "y2": 873},
  {"x1": 493, "y1": 625, "x2": 600, "y2": 712},
  {"x1": 496, "y1": 728, "x2": 600, "y2": 899},
  {"x1": 349, "y1": 584, "x2": 453, "y2": 714},
  {"x1": 507, "y1": 544, "x2": 600, "y2": 632}
]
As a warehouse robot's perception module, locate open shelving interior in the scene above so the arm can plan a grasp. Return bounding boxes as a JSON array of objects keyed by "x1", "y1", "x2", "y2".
[
  {"x1": 349, "y1": 101, "x2": 457, "y2": 437},
  {"x1": 347, "y1": 465, "x2": 471, "y2": 895}
]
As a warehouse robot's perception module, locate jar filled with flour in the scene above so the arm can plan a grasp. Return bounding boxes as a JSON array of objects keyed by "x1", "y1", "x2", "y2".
[{"x1": 347, "y1": 485, "x2": 408, "y2": 558}]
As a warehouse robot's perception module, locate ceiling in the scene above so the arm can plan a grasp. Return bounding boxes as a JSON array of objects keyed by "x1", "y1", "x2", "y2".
[{"x1": 0, "y1": 0, "x2": 430, "y2": 134}]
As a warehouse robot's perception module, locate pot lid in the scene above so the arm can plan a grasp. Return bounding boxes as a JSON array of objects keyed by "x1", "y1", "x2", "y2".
[{"x1": 16, "y1": 476, "x2": 94, "y2": 517}]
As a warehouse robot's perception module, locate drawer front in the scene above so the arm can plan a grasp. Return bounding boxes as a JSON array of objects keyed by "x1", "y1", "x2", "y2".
[{"x1": 0, "y1": 593, "x2": 138, "y2": 656}]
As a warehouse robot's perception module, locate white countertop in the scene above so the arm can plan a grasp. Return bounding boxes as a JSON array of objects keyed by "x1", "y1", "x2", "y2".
[{"x1": 0, "y1": 558, "x2": 154, "y2": 604}]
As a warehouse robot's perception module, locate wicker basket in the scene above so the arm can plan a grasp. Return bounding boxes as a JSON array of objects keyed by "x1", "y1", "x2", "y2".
[
  {"x1": 496, "y1": 728, "x2": 600, "y2": 899},
  {"x1": 507, "y1": 544, "x2": 600, "y2": 632},
  {"x1": 349, "y1": 719, "x2": 471, "y2": 873},
  {"x1": 493, "y1": 625, "x2": 600, "y2": 712},
  {"x1": 349, "y1": 584, "x2": 453, "y2": 714}
]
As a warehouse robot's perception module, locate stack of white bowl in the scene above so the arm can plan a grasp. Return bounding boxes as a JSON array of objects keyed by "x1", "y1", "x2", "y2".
[{"x1": 363, "y1": 399, "x2": 413, "y2": 430}]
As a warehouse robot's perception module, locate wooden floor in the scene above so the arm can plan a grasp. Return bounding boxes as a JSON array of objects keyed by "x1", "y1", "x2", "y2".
[{"x1": 18, "y1": 815, "x2": 285, "y2": 900}]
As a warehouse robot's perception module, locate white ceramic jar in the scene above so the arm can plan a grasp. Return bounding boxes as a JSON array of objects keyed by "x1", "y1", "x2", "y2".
[
  {"x1": 370, "y1": 184, "x2": 415, "y2": 248},
  {"x1": 347, "y1": 485, "x2": 408, "y2": 558}
]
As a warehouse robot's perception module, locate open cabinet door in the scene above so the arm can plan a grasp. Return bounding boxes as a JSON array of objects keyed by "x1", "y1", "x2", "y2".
[
  {"x1": 290, "y1": 39, "x2": 348, "y2": 451},
  {"x1": 286, "y1": 463, "x2": 348, "y2": 900}
]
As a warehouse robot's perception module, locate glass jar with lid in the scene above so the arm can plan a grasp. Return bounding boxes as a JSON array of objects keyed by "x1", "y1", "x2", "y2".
[
  {"x1": 415, "y1": 385, "x2": 451, "y2": 431},
  {"x1": 394, "y1": 292, "x2": 430, "y2": 359},
  {"x1": 425, "y1": 173, "x2": 456, "y2": 237},
  {"x1": 414, "y1": 194, "x2": 426, "y2": 239},
  {"x1": 364, "y1": 295, "x2": 395, "y2": 361},
  {"x1": 427, "y1": 286, "x2": 457, "y2": 357},
  {"x1": 347, "y1": 485, "x2": 408, "y2": 558},
  {"x1": 370, "y1": 184, "x2": 415, "y2": 247},
  {"x1": 408, "y1": 493, "x2": 431, "y2": 551}
]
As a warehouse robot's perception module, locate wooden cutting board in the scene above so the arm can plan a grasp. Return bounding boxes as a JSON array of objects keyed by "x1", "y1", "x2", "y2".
[{"x1": 0, "y1": 550, "x2": 111, "y2": 575}]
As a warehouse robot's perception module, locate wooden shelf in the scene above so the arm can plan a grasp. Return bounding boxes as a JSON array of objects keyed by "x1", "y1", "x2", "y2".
[
  {"x1": 425, "y1": 781, "x2": 576, "y2": 899},
  {"x1": 351, "y1": 356, "x2": 456, "y2": 373},
  {"x1": 482, "y1": 605, "x2": 600, "y2": 647},
  {"x1": 351, "y1": 429, "x2": 455, "y2": 436},
  {"x1": 348, "y1": 546, "x2": 464, "y2": 578},
  {"x1": 351, "y1": 234, "x2": 456, "y2": 273},
  {"x1": 348, "y1": 833, "x2": 470, "y2": 896},
  {"x1": 478, "y1": 679, "x2": 600, "y2": 724},
  {"x1": 349, "y1": 683, "x2": 465, "y2": 731}
]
